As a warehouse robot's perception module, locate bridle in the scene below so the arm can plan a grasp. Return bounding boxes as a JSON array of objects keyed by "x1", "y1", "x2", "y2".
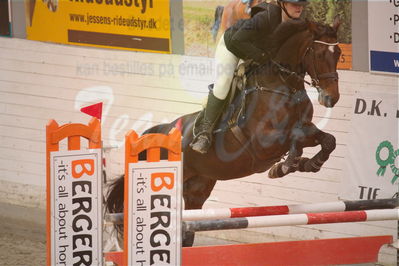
[
  {"x1": 269, "y1": 39, "x2": 340, "y2": 93},
  {"x1": 305, "y1": 40, "x2": 339, "y2": 92}
]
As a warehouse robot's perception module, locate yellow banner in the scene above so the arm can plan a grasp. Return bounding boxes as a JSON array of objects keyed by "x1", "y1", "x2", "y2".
[{"x1": 25, "y1": 0, "x2": 171, "y2": 53}]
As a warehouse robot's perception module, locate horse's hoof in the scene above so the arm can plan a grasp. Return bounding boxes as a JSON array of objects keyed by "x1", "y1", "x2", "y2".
[
  {"x1": 268, "y1": 164, "x2": 283, "y2": 178},
  {"x1": 268, "y1": 170, "x2": 278, "y2": 178},
  {"x1": 269, "y1": 162, "x2": 295, "y2": 178}
]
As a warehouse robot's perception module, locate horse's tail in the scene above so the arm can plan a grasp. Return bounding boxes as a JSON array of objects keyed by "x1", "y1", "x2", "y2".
[
  {"x1": 105, "y1": 174, "x2": 125, "y2": 236},
  {"x1": 211, "y1": 5, "x2": 224, "y2": 41},
  {"x1": 106, "y1": 174, "x2": 125, "y2": 214}
]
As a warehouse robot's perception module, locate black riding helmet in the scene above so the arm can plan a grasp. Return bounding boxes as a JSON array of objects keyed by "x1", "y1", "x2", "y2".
[
  {"x1": 278, "y1": 0, "x2": 308, "y2": 6},
  {"x1": 278, "y1": 0, "x2": 308, "y2": 19}
]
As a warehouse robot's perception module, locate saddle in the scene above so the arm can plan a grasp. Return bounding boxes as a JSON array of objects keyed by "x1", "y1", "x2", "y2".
[
  {"x1": 193, "y1": 60, "x2": 257, "y2": 137},
  {"x1": 216, "y1": 60, "x2": 255, "y2": 132}
]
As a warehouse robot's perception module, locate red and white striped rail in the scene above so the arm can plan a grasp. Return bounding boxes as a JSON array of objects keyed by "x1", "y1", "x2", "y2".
[
  {"x1": 183, "y1": 209, "x2": 399, "y2": 232},
  {"x1": 183, "y1": 198, "x2": 399, "y2": 221},
  {"x1": 106, "y1": 198, "x2": 399, "y2": 223}
]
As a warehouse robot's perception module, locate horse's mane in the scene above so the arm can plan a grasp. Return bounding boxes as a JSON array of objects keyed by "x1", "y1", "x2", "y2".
[
  {"x1": 270, "y1": 19, "x2": 338, "y2": 54},
  {"x1": 271, "y1": 19, "x2": 308, "y2": 49}
]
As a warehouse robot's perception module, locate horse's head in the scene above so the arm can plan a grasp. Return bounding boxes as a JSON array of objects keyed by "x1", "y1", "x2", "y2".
[
  {"x1": 304, "y1": 17, "x2": 341, "y2": 107},
  {"x1": 271, "y1": 18, "x2": 341, "y2": 108}
]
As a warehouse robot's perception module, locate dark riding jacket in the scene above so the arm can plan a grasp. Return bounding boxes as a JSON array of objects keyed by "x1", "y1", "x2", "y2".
[{"x1": 224, "y1": 2, "x2": 282, "y2": 63}]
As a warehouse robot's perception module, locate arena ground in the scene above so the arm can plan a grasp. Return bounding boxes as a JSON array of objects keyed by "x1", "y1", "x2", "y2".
[
  {"x1": 0, "y1": 202, "x2": 46, "y2": 265},
  {"x1": 0, "y1": 201, "x2": 241, "y2": 265},
  {"x1": 0, "y1": 200, "x2": 380, "y2": 266}
]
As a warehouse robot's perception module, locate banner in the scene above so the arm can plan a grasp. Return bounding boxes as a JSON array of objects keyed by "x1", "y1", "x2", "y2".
[
  {"x1": 25, "y1": 0, "x2": 171, "y2": 53},
  {"x1": 340, "y1": 91, "x2": 399, "y2": 200},
  {"x1": 368, "y1": 0, "x2": 399, "y2": 75},
  {"x1": 126, "y1": 161, "x2": 182, "y2": 266},
  {"x1": 49, "y1": 149, "x2": 103, "y2": 265}
]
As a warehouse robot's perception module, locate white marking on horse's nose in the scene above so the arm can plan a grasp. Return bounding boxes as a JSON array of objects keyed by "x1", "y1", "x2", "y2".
[{"x1": 328, "y1": 46, "x2": 335, "y2": 53}]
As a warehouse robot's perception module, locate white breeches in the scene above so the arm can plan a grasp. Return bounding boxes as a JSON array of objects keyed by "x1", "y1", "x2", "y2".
[{"x1": 213, "y1": 34, "x2": 240, "y2": 100}]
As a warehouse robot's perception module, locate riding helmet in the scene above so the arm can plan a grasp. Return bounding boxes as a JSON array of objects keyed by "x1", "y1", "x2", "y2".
[{"x1": 278, "y1": 0, "x2": 309, "y2": 6}]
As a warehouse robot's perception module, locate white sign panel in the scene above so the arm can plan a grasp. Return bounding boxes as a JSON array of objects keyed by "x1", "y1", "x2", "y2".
[
  {"x1": 50, "y1": 149, "x2": 103, "y2": 266},
  {"x1": 127, "y1": 161, "x2": 182, "y2": 266},
  {"x1": 340, "y1": 91, "x2": 398, "y2": 199},
  {"x1": 368, "y1": 0, "x2": 399, "y2": 74}
]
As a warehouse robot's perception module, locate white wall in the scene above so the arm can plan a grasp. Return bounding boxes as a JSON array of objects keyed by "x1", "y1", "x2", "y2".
[{"x1": 0, "y1": 37, "x2": 398, "y2": 264}]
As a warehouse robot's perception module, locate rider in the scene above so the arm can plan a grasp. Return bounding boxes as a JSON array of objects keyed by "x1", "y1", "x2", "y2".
[{"x1": 190, "y1": 0, "x2": 308, "y2": 154}]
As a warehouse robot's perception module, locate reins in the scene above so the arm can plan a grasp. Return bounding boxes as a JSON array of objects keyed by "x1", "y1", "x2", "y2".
[{"x1": 257, "y1": 39, "x2": 340, "y2": 93}]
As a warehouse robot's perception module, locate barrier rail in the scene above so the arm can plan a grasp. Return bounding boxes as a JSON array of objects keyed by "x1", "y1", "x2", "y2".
[
  {"x1": 183, "y1": 209, "x2": 399, "y2": 232},
  {"x1": 105, "y1": 197, "x2": 399, "y2": 223}
]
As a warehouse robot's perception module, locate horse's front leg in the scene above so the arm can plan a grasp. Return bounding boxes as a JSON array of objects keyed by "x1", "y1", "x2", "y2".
[
  {"x1": 297, "y1": 124, "x2": 336, "y2": 173},
  {"x1": 268, "y1": 128, "x2": 304, "y2": 178},
  {"x1": 182, "y1": 175, "x2": 216, "y2": 247}
]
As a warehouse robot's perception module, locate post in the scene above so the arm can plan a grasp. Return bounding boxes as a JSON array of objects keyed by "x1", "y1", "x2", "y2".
[
  {"x1": 123, "y1": 128, "x2": 182, "y2": 266},
  {"x1": 46, "y1": 118, "x2": 102, "y2": 266}
]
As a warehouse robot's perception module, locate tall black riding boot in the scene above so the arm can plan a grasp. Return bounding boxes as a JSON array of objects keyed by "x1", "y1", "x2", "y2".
[{"x1": 190, "y1": 92, "x2": 225, "y2": 154}]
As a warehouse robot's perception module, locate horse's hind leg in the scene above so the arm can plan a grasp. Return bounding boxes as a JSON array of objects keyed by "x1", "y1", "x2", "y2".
[{"x1": 182, "y1": 175, "x2": 216, "y2": 247}]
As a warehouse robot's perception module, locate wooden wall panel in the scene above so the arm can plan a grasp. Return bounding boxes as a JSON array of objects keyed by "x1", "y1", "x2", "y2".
[{"x1": 0, "y1": 37, "x2": 397, "y2": 263}]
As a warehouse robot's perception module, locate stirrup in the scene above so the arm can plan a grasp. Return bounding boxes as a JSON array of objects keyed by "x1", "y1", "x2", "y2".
[
  {"x1": 191, "y1": 113, "x2": 214, "y2": 154},
  {"x1": 190, "y1": 134, "x2": 212, "y2": 154}
]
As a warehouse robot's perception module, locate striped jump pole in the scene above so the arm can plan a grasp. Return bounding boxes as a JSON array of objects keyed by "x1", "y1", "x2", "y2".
[
  {"x1": 183, "y1": 209, "x2": 399, "y2": 232},
  {"x1": 105, "y1": 198, "x2": 399, "y2": 223},
  {"x1": 183, "y1": 198, "x2": 399, "y2": 221}
]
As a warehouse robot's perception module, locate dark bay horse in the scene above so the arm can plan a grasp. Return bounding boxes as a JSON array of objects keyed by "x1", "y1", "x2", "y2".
[
  {"x1": 106, "y1": 18, "x2": 342, "y2": 246},
  {"x1": 211, "y1": 0, "x2": 264, "y2": 41}
]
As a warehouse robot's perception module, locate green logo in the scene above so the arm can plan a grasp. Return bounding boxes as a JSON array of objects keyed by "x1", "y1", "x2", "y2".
[{"x1": 376, "y1": 140, "x2": 399, "y2": 184}]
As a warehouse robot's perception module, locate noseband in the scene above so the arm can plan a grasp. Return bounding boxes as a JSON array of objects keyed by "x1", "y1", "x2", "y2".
[{"x1": 305, "y1": 40, "x2": 339, "y2": 92}]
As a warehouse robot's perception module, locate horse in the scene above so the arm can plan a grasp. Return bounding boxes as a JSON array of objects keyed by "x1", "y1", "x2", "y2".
[
  {"x1": 211, "y1": 0, "x2": 264, "y2": 41},
  {"x1": 106, "y1": 18, "x2": 342, "y2": 247}
]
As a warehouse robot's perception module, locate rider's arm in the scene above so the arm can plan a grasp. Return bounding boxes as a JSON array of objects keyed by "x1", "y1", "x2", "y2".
[{"x1": 228, "y1": 11, "x2": 271, "y2": 63}]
